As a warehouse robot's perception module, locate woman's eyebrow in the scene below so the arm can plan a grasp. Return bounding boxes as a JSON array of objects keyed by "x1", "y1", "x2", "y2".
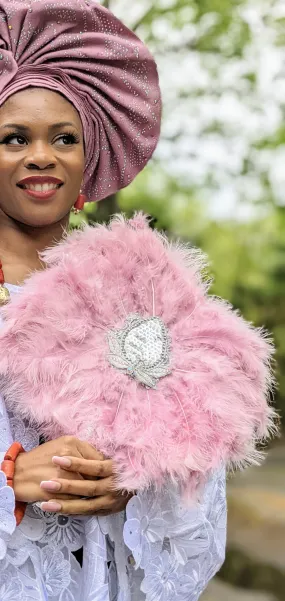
[{"x1": 0, "y1": 121, "x2": 76, "y2": 131}]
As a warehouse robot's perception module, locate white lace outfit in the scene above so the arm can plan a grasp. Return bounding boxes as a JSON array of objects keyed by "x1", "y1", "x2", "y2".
[{"x1": 0, "y1": 284, "x2": 226, "y2": 601}]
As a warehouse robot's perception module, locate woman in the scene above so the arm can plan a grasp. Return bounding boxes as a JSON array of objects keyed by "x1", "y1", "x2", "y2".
[{"x1": 0, "y1": 1, "x2": 226, "y2": 599}]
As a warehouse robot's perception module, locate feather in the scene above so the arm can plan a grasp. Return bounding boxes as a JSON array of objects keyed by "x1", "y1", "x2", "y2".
[{"x1": 0, "y1": 212, "x2": 277, "y2": 498}]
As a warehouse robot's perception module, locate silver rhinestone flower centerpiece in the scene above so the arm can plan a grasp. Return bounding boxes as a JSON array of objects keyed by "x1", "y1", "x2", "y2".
[{"x1": 107, "y1": 314, "x2": 172, "y2": 388}]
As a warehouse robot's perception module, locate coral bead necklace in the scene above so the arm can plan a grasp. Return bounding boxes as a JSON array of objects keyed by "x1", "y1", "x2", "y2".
[{"x1": 0, "y1": 260, "x2": 10, "y2": 305}]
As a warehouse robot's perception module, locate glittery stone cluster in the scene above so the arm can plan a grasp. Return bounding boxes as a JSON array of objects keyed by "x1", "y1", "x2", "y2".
[{"x1": 108, "y1": 313, "x2": 172, "y2": 389}]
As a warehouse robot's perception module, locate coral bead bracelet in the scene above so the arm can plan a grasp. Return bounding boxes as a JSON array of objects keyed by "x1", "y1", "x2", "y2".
[{"x1": 1, "y1": 442, "x2": 27, "y2": 525}]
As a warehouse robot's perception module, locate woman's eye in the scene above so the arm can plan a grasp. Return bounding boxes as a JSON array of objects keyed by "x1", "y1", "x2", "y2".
[
  {"x1": 56, "y1": 134, "x2": 79, "y2": 145},
  {"x1": 2, "y1": 133, "x2": 79, "y2": 145},
  {"x1": 5, "y1": 135, "x2": 26, "y2": 145}
]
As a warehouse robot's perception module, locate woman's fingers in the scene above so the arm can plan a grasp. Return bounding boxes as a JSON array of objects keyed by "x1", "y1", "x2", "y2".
[
  {"x1": 52, "y1": 455, "x2": 113, "y2": 478},
  {"x1": 76, "y1": 439, "x2": 105, "y2": 462},
  {"x1": 40, "y1": 492, "x2": 132, "y2": 516},
  {"x1": 40, "y1": 476, "x2": 114, "y2": 497}
]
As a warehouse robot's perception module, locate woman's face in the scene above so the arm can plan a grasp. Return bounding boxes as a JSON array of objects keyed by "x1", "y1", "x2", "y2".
[{"x1": 0, "y1": 87, "x2": 85, "y2": 228}]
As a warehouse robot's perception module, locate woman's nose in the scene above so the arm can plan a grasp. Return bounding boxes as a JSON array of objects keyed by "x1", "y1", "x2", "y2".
[
  {"x1": 23, "y1": 142, "x2": 57, "y2": 169},
  {"x1": 25, "y1": 140, "x2": 56, "y2": 168}
]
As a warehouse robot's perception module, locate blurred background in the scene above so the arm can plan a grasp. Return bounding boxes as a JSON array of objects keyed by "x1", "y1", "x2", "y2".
[{"x1": 73, "y1": 1, "x2": 285, "y2": 598}]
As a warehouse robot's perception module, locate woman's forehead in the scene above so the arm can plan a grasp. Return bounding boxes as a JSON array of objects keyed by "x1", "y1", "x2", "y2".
[{"x1": 0, "y1": 88, "x2": 83, "y2": 129}]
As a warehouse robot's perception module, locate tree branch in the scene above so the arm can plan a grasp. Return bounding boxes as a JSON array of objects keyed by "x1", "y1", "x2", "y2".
[{"x1": 94, "y1": 193, "x2": 119, "y2": 223}]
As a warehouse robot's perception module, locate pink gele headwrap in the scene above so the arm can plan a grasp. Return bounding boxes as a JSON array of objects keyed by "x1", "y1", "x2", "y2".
[{"x1": 0, "y1": 0, "x2": 161, "y2": 201}]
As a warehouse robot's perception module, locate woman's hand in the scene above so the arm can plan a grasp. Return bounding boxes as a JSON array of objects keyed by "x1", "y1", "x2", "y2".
[
  {"x1": 40, "y1": 455, "x2": 133, "y2": 516},
  {"x1": 14, "y1": 436, "x2": 105, "y2": 504}
]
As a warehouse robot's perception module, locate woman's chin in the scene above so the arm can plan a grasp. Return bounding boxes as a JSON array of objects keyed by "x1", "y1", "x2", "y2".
[{"x1": 13, "y1": 208, "x2": 71, "y2": 229}]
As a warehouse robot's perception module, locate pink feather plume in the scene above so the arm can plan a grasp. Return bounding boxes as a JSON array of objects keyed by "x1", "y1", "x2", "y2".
[{"x1": 0, "y1": 213, "x2": 277, "y2": 497}]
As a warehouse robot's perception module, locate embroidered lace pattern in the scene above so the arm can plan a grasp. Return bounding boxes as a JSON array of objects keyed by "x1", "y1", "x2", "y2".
[{"x1": 0, "y1": 297, "x2": 226, "y2": 600}]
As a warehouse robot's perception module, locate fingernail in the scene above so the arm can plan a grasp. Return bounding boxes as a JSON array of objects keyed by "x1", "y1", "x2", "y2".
[
  {"x1": 40, "y1": 501, "x2": 62, "y2": 512},
  {"x1": 52, "y1": 456, "x2": 72, "y2": 467},
  {"x1": 40, "y1": 480, "x2": 61, "y2": 491}
]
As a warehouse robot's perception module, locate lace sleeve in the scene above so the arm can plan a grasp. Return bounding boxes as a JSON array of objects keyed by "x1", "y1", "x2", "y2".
[
  {"x1": 0, "y1": 471, "x2": 16, "y2": 561},
  {"x1": 0, "y1": 394, "x2": 17, "y2": 560},
  {"x1": 123, "y1": 468, "x2": 227, "y2": 600},
  {"x1": 0, "y1": 396, "x2": 16, "y2": 561}
]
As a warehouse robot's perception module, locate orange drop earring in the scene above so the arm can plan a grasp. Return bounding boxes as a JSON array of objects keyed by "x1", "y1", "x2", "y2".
[{"x1": 72, "y1": 191, "x2": 87, "y2": 214}]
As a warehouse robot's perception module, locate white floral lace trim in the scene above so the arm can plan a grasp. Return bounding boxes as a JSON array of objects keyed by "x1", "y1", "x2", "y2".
[{"x1": 123, "y1": 469, "x2": 226, "y2": 601}]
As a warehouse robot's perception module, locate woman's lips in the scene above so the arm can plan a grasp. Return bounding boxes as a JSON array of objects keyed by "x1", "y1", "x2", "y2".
[{"x1": 17, "y1": 185, "x2": 63, "y2": 201}]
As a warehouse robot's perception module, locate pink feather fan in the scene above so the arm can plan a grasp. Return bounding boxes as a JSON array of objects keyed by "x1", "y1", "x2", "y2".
[{"x1": 0, "y1": 213, "x2": 276, "y2": 497}]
